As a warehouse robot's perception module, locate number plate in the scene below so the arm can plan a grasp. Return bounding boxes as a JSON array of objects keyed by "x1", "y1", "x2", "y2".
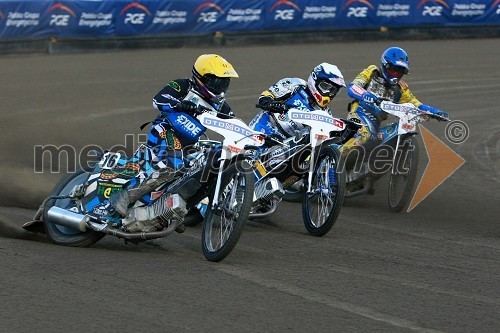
[{"x1": 98, "y1": 152, "x2": 121, "y2": 170}]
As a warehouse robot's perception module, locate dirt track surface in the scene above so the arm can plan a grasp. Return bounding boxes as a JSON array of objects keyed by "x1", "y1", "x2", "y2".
[{"x1": 1, "y1": 39, "x2": 499, "y2": 332}]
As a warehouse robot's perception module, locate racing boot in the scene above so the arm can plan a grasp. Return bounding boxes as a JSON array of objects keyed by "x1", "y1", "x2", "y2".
[{"x1": 109, "y1": 169, "x2": 176, "y2": 218}]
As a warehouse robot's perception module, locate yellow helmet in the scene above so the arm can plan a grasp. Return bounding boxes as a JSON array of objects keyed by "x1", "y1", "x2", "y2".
[{"x1": 192, "y1": 54, "x2": 238, "y2": 102}]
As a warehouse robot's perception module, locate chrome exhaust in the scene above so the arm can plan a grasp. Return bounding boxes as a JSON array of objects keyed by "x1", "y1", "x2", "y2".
[
  {"x1": 46, "y1": 206, "x2": 183, "y2": 240},
  {"x1": 46, "y1": 206, "x2": 87, "y2": 232}
]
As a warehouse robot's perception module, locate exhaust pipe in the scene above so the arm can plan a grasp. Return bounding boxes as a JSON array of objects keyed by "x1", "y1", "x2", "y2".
[
  {"x1": 46, "y1": 206, "x2": 87, "y2": 232},
  {"x1": 46, "y1": 206, "x2": 182, "y2": 240},
  {"x1": 249, "y1": 199, "x2": 279, "y2": 220},
  {"x1": 104, "y1": 219, "x2": 181, "y2": 240}
]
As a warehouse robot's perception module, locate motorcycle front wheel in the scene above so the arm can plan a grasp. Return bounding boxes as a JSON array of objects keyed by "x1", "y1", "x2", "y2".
[
  {"x1": 44, "y1": 169, "x2": 104, "y2": 247},
  {"x1": 388, "y1": 136, "x2": 419, "y2": 212},
  {"x1": 202, "y1": 160, "x2": 253, "y2": 262},
  {"x1": 302, "y1": 146, "x2": 346, "y2": 237}
]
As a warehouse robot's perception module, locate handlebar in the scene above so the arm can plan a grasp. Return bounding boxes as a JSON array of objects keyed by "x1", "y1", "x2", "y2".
[
  {"x1": 255, "y1": 103, "x2": 289, "y2": 114},
  {"x1": 364, "y1": 98, "x2": 451, "y2": 122},
  {"x1": 196, "y1": 105, "x2": 235, "y2": 119},
  {"x1": 374, "y1": 97, "x2": 391, "y2": 105}
]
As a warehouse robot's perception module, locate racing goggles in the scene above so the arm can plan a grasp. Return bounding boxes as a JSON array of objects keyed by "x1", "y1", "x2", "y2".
[
  {"x1": 385, "y1": 63, "x2": 409, "y2": 77},
  {"x1": 317, "y1": 80, "x2": 341, "y2": 98},
  {"x1": 203, "y1": 75, "x2": 231, "y2": 95}
]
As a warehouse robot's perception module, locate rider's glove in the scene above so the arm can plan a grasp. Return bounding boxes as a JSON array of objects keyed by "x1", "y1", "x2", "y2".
[
  {"x1": 332, "y1": 118, "x2": 362, "y2": 144},
  {"x1": 418, "y1": 104, "x2": 450, "y2": 121},
  {"x1": 175, "y1": 100, "x2": 199, "y2": 114},
  {"x1": 267, "y1": 102, "x2": 289, "y2": 114},
  {"x1": 359, "y1": 99, "x2": 383, "y2": 119},
  {"x1": 256, "y1": 96, "x2": 273, "y2": 109},
  {"x1": 362, "y1": 92, "x2": 378, "y2": 104},
  {"x1": 257, "y1": 96, "x2": 288, "y2": 114}
]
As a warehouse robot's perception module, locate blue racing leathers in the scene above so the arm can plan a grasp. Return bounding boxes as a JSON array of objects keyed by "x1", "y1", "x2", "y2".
[
  {"x1": 149, "y1": 78, "x2": 234, "y2": 169},
  {"x1": 125, "y1": 78, "x2": 234, "y2": 190}
]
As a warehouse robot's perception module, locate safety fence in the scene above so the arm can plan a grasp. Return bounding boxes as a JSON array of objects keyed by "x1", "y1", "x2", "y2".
[{"x1": 1, "y1": 0, "x2": 499, "y2": 40}]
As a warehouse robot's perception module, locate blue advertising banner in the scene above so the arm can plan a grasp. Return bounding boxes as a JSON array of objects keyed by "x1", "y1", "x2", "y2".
[
  {"x1": 264, "y1": 0, "x2": 340, "y2": 30},
  {"x1": 43, "y1": 1, "x2": 116, "y2": 37},
  {"x1": 0, "y1": 0, "x2": 499, "y2": 40},
  {"x1": 0, "y1": 1, "x2": 51, "y2": 39}
]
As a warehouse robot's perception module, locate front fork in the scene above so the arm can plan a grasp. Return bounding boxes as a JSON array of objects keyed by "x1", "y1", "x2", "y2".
[
  {"x1": 306, "y1": 138, "x2": 322, "y2": 193},
  {"x1": 391, "y1": 135, "x2": 401, "y2": 175},
  {"x1": 389, "y1": 134, "x2": 416, "y2": 175},
  {"x1": 211, "y1": 159, "x2": 226, "y2": 208},
  {"x1": 306, "y1": 147, "x2": 316, "y2": 193}
]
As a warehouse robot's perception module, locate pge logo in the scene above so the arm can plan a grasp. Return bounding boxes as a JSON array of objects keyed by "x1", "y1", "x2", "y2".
[
  {"x1": 422, "y1": 6, "x2": 443, "y2": 16},
  {"x1": 120, "y1": 2, "x2": 152, "y2": 25},
  {"x1": 269, "y1": 0, "x2": 301, "y2": 21},
  {"x1": 494, "y1": 0, "x2": 500, "y2": 14},
  {"x1": 48, "y1": 4, "x2": 76, "y2": 26},
  {"x1": 418, "y1": 0, "x2": 449, "y2": 16},
  {"x1": 343, "y1": 0, "x2": 374, "y2": 18},
  {"x1": 194, "y1": 2, "x2": 224, "y2": 23}
]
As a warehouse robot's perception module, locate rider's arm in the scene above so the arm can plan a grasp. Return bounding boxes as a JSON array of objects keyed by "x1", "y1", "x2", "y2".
[
  {"x1": 152, "y1": 79, "x2": 190, "y2": 113},
  {"x1": 347, "y1": 65, "x2": 377, "y2": 100},
  {"x1": 418, "y1": 104, "x2": 450, "y2": 119},
  {"x1": 258, "y1": 78, "x2": 304, "y2": 104},
  {"x1": 397, "y1": 80, "x2": 421, "y2": 107},
  {"x1": 347, "y1": 65, "x2": 380, "y2": 112},
  {"x1": 347, "y1": 82, "x2": 367, "y2": 100},
  {"x1": 257, "y1": 78, "x2": 303, "y2": 112},
  {"x1": 398, "y1": 81, "x2": 449, "y2": 120}
]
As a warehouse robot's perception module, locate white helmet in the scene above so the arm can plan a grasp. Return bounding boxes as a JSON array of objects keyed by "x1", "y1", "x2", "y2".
[{"x1": 307, "y1": 63, "x2": 346, "y2": 108}]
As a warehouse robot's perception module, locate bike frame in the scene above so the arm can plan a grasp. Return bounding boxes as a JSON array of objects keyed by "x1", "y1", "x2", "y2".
[
  {"x1": 378, "y1": 101, "x2": 433, "y2": 174},
  {"x1": 197, "y1": 112, "x2": 264, "y2": 207},
  {"x1": 287, "y1": 109, "x2": 346, "y2": 193}
]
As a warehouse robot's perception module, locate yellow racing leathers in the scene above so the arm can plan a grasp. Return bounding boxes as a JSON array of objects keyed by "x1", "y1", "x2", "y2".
[{"x1": 342, "y1": 65, "x2": 422, "y2": 154}]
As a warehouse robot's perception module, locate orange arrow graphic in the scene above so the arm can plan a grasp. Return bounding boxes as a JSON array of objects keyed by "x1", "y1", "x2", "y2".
[{"x1": 407, "y1": 124, "x2": 465, "y2": 212}]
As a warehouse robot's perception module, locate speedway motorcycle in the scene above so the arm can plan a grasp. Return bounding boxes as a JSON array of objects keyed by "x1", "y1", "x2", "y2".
[
  {"x1": 187, "y1": 107, "x2": 360, "y2": 237},
  {"x1": 284, "y1": 100, "x2": 450, "y2": 213},
  {"x1": 23, "y1": 90, "x2": 264, "y2": 262},
  {"x1": 248, "y1": 108, "x2": 361, "y2": 236}
]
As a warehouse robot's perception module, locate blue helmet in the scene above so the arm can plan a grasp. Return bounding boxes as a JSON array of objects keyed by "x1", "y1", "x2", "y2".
[{"x1": 380, "y1": 47, "x2": 409, "y2": 85}]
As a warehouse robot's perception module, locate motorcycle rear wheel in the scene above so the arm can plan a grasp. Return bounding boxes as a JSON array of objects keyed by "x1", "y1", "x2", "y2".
[
  {"x1": 202, "y1": 160, "x2": 253, "y2": 262},
  {"x1": 302, "y1": 146, "x2": 346, "y2": 237},
  {"x1": 44, "y1": 169, "x2": 104, "y2": 247},
  {"x1": 388, "y1": 136, "x2": 419, "y2": 212}
]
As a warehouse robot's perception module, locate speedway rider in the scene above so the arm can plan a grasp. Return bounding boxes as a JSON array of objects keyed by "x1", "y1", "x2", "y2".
[
  {"x1": 341, "y1": 46, "x2": 449, "y2": 154},
  {"x1": 109, "y1": 54, "x2": 238, "y2": 221},
  {"x1": 249, "y1": 62, "x2": 346, "y2": 141}
]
